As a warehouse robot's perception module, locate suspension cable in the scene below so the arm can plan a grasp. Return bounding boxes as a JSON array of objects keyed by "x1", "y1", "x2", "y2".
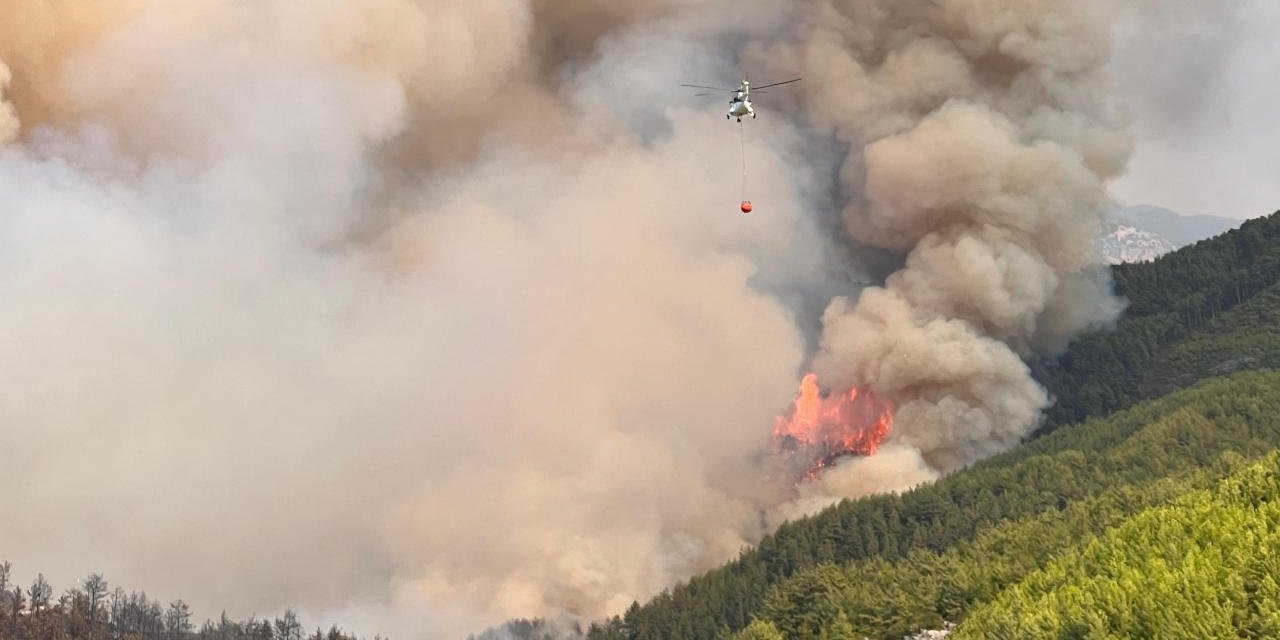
[{"x1": 739, "y1": 119, "x2": 747, "y2": 202}]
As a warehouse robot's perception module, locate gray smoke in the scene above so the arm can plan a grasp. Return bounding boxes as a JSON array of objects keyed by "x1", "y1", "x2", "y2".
[
  {"x1": 751, "y1": 0, "x2": 1133, "y2": 480},
  {"x1": 0, "y1": 0, "x2": 1189, "y2": 637}
]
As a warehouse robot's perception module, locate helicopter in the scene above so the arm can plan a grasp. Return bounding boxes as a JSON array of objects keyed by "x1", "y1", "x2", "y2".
[
  {"x1": 681, "y1": 76, "x2": 801, "y2": 214},
  {"x1": 680, "y1": 77, "x2": 801, "y2": 122}
]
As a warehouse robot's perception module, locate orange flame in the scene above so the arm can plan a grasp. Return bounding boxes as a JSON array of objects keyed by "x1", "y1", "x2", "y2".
[{"x1": 772, "y1": 374, "x2": 894, "y2": 480}]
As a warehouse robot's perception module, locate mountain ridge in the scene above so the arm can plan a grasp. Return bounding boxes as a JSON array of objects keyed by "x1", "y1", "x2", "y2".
[
  {"x1": 1113, "y1": 205, "x2": 1241, "y2": 247},
  {"x1": 1097, "y1": 205, "x2": 1242, "y2": 264}
]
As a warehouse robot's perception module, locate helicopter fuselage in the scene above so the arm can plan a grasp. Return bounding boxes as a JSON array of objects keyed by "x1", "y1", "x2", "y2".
[
  {"x1": 728, "y1": 89, "x2": 755, "y2": 120},
  {"x1": 729, "y1": 99, "x2": 754, "y2": 117}
]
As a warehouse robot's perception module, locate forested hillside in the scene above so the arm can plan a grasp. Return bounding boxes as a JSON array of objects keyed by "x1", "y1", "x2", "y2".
[
  {"x1": 1039, "y1": 210, "x2": 1280, "y2": 427},
  {"x1": 591, "y1": 372, "x2": 1280, "y2": 639},
  {"x1": 588, "y1": 210, "x2": 1280, "y2": 640},
  {"x1": 954, "y1": 450, "x2": 1280, "y2": 638},
  {"x1": 0, "y1": 567, "x2": 374, "y2": 640},
  {"x1": 738, "y1": 442, "x2": 1280, "y2": 639}
]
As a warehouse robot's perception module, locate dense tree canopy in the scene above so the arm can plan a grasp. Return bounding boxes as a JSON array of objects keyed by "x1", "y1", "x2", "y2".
[{"x1": 955, "y1": 450, "x2": 1280, "y2": 639}]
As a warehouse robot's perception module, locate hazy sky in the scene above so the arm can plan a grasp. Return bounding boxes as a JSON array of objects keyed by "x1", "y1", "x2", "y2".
[{"x1": 1110, "y1": 0, "x2": 1280, "y2": 219}]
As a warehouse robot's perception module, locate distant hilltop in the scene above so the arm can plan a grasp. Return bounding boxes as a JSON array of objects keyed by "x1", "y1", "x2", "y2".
[{"x1": 1099, "y1": 205, "x2": 1241, "y2": 264}]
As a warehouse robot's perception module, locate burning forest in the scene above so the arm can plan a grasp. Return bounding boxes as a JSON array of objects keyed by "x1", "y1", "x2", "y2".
[
  {"x1": 0, "y1": 0, "x2": 1167, "y2": 636},
  {"x1": 772, "y1": 374, "x2": 895, "y2": 481}
]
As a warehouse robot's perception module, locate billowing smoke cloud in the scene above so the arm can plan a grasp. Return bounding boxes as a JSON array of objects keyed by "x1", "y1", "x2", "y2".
[
  {"x1": 755, "y1": 0, "x2": 1133, "y2": 478},
  {"x1": 0, "y1": 0, "x2": 1136, "y2": 637}
]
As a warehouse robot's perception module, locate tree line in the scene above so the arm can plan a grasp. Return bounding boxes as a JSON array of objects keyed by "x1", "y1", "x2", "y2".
[{"x1": 0, "y1": 568, "x2": 377, "y2": 640}]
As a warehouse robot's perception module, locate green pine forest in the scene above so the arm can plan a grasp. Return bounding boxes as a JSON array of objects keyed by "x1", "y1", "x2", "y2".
[
  {"x1": 0, "y1": 565, "x2": 377, "y2": 640},
  {"x1": 582, "y1": 210, "x2": 1280, "y2": 640}
]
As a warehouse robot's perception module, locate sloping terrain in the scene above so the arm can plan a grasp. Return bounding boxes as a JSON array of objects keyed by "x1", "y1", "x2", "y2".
[
  {"x1": 954, "y1": 449, "x2": 1280, "y2": 638},
  {"x1": 734, "y1": 372, "x2": 1280, "y2": 639},
  {"x1": 585, "y1": 210, "x2": 1280, "y2": 640},
  {"x1": 1039, "y1": 210, "x2": 1280, "y2": 429}
]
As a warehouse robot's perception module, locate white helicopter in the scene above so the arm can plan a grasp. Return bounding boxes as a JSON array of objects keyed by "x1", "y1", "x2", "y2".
[
  {"x1": 681, "y1": 77, "x2": 801, "y2": 122},
  {"x1": 681, "y1": 76, "x2": 801, "y2": 214}
]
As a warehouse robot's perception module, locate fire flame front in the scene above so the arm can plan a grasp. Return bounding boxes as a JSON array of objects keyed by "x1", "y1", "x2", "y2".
[{"x1": 772, "y1": 374, "x2": 894, "y2": 480}]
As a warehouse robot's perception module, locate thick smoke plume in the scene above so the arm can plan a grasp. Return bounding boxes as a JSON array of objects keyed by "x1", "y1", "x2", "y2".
[
  {"x1": 0, "y1": 0, "x2": 1146, "y2": 637},
  {"x1": 764, "y1": 0, "x2": 1132, "y2": 479}
]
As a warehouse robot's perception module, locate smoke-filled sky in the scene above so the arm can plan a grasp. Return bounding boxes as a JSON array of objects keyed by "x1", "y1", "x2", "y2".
[
  {"x1": 1110, "y1": 0, "x2": 1280, "y2": 218},
  {"x1": 0, "y1": 2, "x2": 1274, "y2": 639}
]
